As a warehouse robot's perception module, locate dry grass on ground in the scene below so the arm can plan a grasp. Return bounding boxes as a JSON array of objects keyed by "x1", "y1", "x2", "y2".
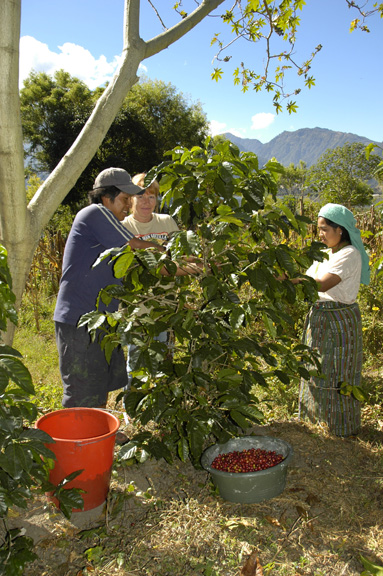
[{"x1": 10, "y1": 410, "x2": 383, "y2": 576}]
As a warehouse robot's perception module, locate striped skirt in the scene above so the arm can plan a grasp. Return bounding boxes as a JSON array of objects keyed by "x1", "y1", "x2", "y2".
[{"x1": 298, "y1": 301, "x2": 362, "y2": 437}]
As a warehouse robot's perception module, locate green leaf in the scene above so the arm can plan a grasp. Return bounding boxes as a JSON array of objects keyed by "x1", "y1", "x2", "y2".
[
  {"x1": 118, "y1": 442, "x2": 139, "y2": 461},
  {"x1": 54, "y1": 486, "x2": 85, "y2": 518},
  {"x1": 85, "y1": 545, "x2": 104, "y2": 564},
  {"x1": 113, "y1": 251, "x2": 135, "y2": 278},
  {"x1": 78, "y1": 311, "x2": 106, "y2": 331},
  {"x1": 360, "y1": 555, "x2": 383, "y2": 576},
  {"x1": 274, "y1": 369, "x2": 290, "y2": 385},
  {"x1": 0, "y1": 357, "x2": 34, "y2": 394},
  {"x1": 275, "y1": 246, "x2": 296, "y2": 276},
  {"x1": 187, "y1": 419, "x2": 207, "y2": 461},
  {"x1": 235, "y1": 404, "x2": 264, "y2": 423},
  {"x1": 350, "y1": 385, "x2": 368, "y2": 402},
  {"x1": 177, "y1": 437, "x2": 189, "y2": 462},
  {"x1": 230, "y1": 409, "x2": 250, "y2": 429},
  {"x1": 246, "y1": 268, "x2": 269, "y2": 292},
  {"x1": 201, "y1": 276, "x2": 219, "y2": 300},
  {"x1": 230, "y1": 308, "x2": 245, "y2": 330},
  {"x1": 212, "y1": 68, "x2": 223, "y2": 82}
]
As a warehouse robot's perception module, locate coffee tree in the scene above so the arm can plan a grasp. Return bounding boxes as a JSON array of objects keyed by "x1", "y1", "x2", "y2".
[{"x1": 81, "y1": 139, "x2": 324, "y2": 466}]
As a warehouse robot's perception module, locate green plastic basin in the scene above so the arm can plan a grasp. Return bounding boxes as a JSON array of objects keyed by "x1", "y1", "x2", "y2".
[{"x1": 201, "y1": 435, "x2": 294, "y2": 503}]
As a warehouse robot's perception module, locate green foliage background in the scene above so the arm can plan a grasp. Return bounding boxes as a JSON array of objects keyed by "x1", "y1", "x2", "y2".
[{"x1": 21, "y1": 72, "x2": 209, "y2": 210}]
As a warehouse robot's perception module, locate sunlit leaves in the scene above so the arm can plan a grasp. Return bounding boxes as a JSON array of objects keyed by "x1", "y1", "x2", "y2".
[
  {"x1": 212, "y1": 68, "x2": 223, "y2": 82},
  {"x1": 286, "y1": 100, "x2": 298, "y2": 114}
]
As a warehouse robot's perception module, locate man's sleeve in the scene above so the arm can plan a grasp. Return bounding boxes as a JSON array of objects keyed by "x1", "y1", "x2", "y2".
[{"x1": 91, "y1": 204, "x2": 134, "y2": 247}]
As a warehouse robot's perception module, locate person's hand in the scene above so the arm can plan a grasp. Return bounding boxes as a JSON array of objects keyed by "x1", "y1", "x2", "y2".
[{"x1": 276, "y1": 272, "x2": 288, "y2": 281}]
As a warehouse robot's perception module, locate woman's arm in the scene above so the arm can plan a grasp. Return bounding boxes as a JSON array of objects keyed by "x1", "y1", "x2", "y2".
[
  {"x1": 129, "y1": 236, "x2": 166, "y2": 251},
  {"x1": 276, "y1": 271, "x2": 341, "y2": 291},
  {"x1": 314, "y1": 272, "x2": 341, "y2": 292}
]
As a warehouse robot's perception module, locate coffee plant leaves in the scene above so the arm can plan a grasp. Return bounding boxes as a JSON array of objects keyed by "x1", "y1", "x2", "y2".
[
  {"x1": 0, "y1": 345, "x2": 22, "y2": 359},
  {"x1": 0, "y1": 357, "x2": 34, "y2": 395},
  {"x1": 177, "y1": 437, "x2": 190, "y2": 462},
  {"x1": 340, "y1": 383, "x2": 369, "y2": 401},
  {"x1": 82, "y1": 140, "x2": 325, "y2": 465},
  {"x1": 235, "y1": 405, "x2": 265, "y2": 423},
  {"x1": 187, "y1": 419, "x2": 207, "y2": 463},
  {"x1": 275, "y1": 246, "x2": 297, "y2": 276},
  {"x1": 246, "y1": 268, "x2": 270, "y2": 293},
  {"x1": 145, "y1": 436, "x2": 173, "y2": 463},
  {"x1": 278, "y1": 202, "x2": 299, "y2": 231},
  {"x1": 274, "y1": 369, "x2": 290, "y2": 385},
  {"x1": 0, "y1": 530, "x2": 37, "y2": 576},
  {"x1": 230, "y1": 409, "x2": 251, "y2": 429},
  {"x1": 112, "y1": 249, "x2": 135, "y2": 278},
  {"x1": 230, "y1": 308, "x2": 245, "y2": 330},
  {"x1": 78, "y1": 311, "x2": 106, "y2": 332},
  {"x1": 360, "y1": 555, "x2": 383, "y2": 576}
]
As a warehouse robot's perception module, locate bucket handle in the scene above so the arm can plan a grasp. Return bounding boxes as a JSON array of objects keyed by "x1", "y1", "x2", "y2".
[{"x1": 75, "y1": 434, "x2": 116, "y2": 448}]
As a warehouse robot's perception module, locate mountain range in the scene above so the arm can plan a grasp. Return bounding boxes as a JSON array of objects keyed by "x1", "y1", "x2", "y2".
[{"x1": 224, "y1": 127, "x2": 382, "y2": 167}]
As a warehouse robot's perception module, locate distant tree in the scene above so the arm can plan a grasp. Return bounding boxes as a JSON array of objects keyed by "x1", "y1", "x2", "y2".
[
  {"x1": 305, "y1": 142, "x2": 380, "y2": 208},
  {"x1": 21, "y1": 73, "x2": 209, "y2": 208},
  {"x1": 21, "y1": 70, "x2": 95, "y2": 176},
  {"x1": 21, "y1": 70, "x2": 96, "y2": 208},
  {"x1": 279, "y1": 160, "x2": 307, "y2": 197},
  {"x1": 99, "y1": 77, "x2": 208, "y2": 176},
  {"x1": 366, "y1": 143, "x2": 383, "y2": 186}
]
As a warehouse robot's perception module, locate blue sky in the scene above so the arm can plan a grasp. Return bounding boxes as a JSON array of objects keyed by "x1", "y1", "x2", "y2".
[{"x1": 19, "y1": 0, "x2": 383, "y2": 144}]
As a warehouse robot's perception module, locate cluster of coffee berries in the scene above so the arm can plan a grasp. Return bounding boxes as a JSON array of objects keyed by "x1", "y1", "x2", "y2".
[{"x1": 211, "y1": 447, "x2": 284, "y2": 473}]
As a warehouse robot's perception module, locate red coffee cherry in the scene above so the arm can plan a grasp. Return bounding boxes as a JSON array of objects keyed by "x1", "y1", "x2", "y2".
[{"x1": 211, "y1": 448, "x2": 284, "y2": 473}]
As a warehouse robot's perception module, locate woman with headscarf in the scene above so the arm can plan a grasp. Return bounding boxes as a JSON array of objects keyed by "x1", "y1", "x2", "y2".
[{"x1": 298, "y1": 203, "x2": 370, "y2": 437}]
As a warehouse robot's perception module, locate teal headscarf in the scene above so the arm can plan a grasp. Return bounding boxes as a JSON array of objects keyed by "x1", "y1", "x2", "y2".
[{"x1": 318, "y1": 203, "x2": 370, "y2": 285}]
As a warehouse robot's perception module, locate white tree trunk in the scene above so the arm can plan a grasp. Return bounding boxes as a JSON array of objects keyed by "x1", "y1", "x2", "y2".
[{"x1": 0, "y1": 0, "x2": 225, "y2": 342}]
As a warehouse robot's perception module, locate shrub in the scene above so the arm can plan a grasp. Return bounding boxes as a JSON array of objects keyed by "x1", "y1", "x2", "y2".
[{"x1": 81, "y1": 139, "x2": 324, "y2": 466}]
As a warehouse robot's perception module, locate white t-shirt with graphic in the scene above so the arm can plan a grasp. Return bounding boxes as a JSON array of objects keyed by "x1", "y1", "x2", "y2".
[
  {"x1": 122, "y1": 213, "x2": 179, "y2": 318},
  {"x1": 306, "y1": 245, "x2": 362, "y2": 304},
  {"x1": 122, "y1": 213, "x2": 179, "y2": 244}
]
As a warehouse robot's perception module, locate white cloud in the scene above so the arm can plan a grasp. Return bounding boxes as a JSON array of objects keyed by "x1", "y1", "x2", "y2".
[
  {"x1": 209, "y1": 120, "x2": 227, "y2": 136},
  {"x1": 226, "y1": 128, "x2": 243, "y2": 138},
  {"x1": 209, "y1": 121, "x2": 247, "y2": 138},
  {"x1": 251, "y1": 112, "x2": 275, "y2": 130},
  {"x1": 19, "y1": 36, "x2": 147, "y2": 89}
]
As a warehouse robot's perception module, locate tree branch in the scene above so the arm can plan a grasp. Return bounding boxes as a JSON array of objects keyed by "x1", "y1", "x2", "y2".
[{"x1": 144, "y1": 0, "x2": 225, "y2": 59}]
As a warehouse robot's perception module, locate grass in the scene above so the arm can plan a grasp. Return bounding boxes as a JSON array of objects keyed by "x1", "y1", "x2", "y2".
[{"x1": 14, "y1": 292, "x2": 63, "y2": 412}]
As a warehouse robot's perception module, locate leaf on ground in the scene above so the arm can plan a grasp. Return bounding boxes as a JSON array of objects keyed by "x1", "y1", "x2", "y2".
[
  {"x1": 265, "y1": 515, "x2": 282, "y2": 528},
  {"x1": 224, "y1": 518, "x2": 254, "y2": 531},
  {"x1": 296, "y1": 505, "x2": 309, "y2": 519},
  {"x1": 240, "y1": 550, "x2": 264, "y2": 576},
  {"x1": 305, "y1": 493, "x2": 321, "y2": 506}
]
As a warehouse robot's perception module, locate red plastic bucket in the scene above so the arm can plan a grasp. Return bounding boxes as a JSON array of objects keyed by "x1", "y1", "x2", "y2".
[{"x1": 35, "y1": 408, "x2": 120, "y2": 512}]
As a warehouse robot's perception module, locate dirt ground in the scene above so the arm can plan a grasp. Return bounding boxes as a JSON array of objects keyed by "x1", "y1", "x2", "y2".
[{"x1": 7, "y1": 412, "x2": 383, "y2": 576}]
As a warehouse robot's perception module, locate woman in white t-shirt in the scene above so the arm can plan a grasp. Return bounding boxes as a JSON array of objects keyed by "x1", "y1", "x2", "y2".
[
  {"x1": 122, "y1": 173, "x2": 179, "y2": 389},
  {"x1": 123, "y1": 174, "x2": 179, "y2": 244},
  {"x1": 298, "y1": 203, "x2": 370, "y2": 437}
]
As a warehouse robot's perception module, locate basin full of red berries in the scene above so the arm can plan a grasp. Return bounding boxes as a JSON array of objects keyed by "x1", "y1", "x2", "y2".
[{"x1": 201, "y1": 435, "x2": 293, "y2": 503}]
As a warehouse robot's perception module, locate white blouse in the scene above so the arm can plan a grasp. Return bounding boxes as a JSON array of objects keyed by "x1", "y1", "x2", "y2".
[{"x1": 305, "y1": 245, "x2": 362, "y2": 304}]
